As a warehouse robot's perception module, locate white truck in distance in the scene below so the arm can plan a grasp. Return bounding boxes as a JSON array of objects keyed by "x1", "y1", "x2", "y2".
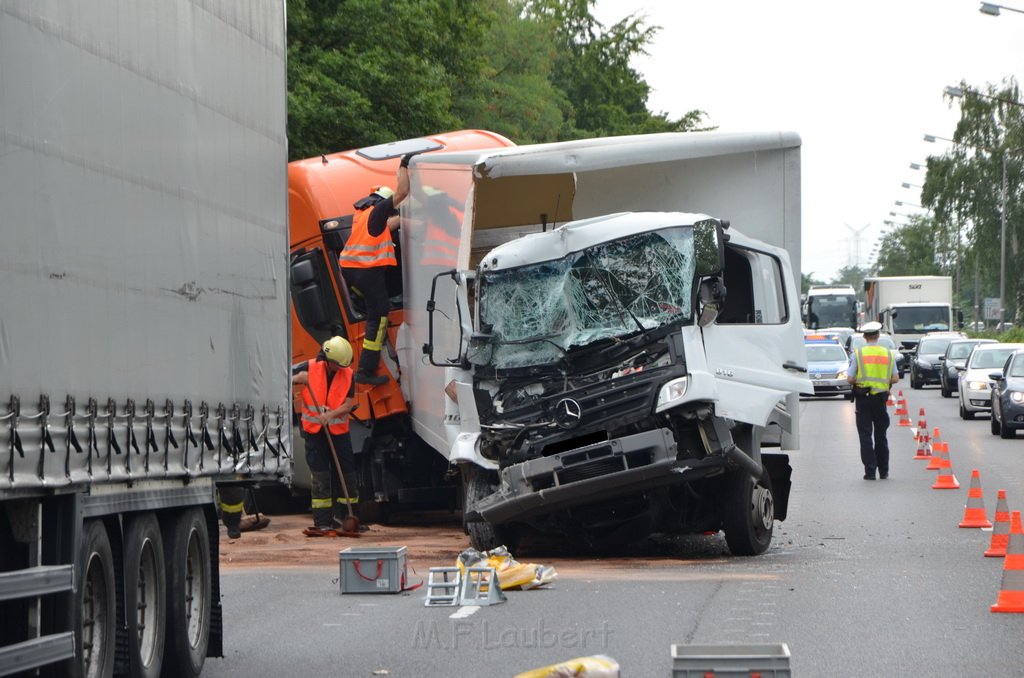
[
  {"x1": 863, "y1": 276, "x2": 959, "y2": 351},
  {"x1": 392, "y1": 131, "x2": 812, "y2": 556},
  {"x1": 803, "y1": 284, "x2": 858, "y2": 330}
]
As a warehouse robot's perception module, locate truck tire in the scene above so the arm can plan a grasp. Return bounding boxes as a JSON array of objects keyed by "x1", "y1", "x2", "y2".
[
  {"x1": 162, "y1": 508, "x2": 211, "y2": 678},
  {"x1": 463, "y1": 467, "x2": 519, "y2": 552},
  {"x1": 721, "y1": 466, "x2": 774, "y2": 556},
  {"x1": 124, "y1": 513, "x2": 166, "y2": 678},
  {"x1": 77, "y1": 519, "x2": 116, "y2": 678}
]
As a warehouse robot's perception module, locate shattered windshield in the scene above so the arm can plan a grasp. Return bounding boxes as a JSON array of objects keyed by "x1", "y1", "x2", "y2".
[{"x1": 476, "y1": 226, "x2": 696, "y2": 369}]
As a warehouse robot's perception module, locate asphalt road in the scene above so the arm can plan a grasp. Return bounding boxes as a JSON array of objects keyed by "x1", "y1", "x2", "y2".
[{"x1": 203, "y1": 384, "x2": 1024, "y2": 677}]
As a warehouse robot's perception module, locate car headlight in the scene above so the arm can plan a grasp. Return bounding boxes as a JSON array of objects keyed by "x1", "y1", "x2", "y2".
[
  {"x1": 1012, "y1": 392, "x2": 1024, "y2": 403},
  {"x1": 916, "y1": 359, "x2": 930, "y2": 368},
  {"x1": 837, "y1": 370, "x2": 848, "y2": 380},
  {"x1": 967, "y1": 381, "x2": 989, "y2": 391},
  {"x1": 656, "y1": 377, "x2": 689, "y2": 412}
]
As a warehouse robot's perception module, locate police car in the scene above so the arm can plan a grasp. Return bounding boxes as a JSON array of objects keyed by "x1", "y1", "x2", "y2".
[{"x1": 803, "y1": 334, "x2": 852, "y2": 398}]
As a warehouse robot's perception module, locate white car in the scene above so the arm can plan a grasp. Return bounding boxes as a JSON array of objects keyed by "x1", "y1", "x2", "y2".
[{"x1": 958, "y1": 343, "x2": 1024, "y2": 419}]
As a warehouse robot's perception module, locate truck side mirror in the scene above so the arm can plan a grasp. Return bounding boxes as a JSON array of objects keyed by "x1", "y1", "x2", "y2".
[
  {"x1": 697, "y1": 276, "x2": 727, "y2": 327},
  {"x1": 693, "y1": 219, "x2": 725, "y2": 277}
]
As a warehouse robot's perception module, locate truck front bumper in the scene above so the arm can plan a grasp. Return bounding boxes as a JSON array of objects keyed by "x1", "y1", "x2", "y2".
[{"x1": 470, "y1": 428, "x2": 735, "y2": 525}]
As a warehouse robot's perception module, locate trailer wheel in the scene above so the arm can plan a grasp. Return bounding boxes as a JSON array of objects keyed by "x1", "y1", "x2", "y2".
[
  {"x1": 124, "y1": 513, "x2": 166, "y2": 678},
  {"x1": 77, "y1": 519, "x2": 116, "y2": 678},
  {"x1": 721, "y1": 466, "x2": 774, "y2": 556},
  {"x1": 463, "y1": 467, "x2": 519, "y2": 552},
  {"x1": 162, "y1": 508, "x2": 211, "y2": 678}
]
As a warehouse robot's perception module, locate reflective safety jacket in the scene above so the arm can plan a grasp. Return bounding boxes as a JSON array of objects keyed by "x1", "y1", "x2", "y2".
[
  {"x1": 301, "y1": 359, "x2": 353, "y2": 435},
  {"x1": 854, "y1": 345, "x2": 893, "y2": 395},
  {"x1": 339, "y1": 207, "x2": 397, "y2": 268}
]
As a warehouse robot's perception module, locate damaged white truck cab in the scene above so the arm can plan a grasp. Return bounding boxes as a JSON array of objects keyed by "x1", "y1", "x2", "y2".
[{"x1": 399, "y1": 132, "x2": 810, "y2": 555}]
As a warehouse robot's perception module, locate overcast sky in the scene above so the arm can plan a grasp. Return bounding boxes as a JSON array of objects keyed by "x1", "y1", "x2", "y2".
[{"x1": 593, "y1": 0, "x2": 1024, "y2": 282}]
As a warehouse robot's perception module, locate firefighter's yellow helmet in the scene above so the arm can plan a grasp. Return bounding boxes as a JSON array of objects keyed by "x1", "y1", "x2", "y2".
[
  {"x1": 322, "y1": 336, "x2": 353, "y2": 367},
  {"x1": 371, "y1": 185, "x2": 394, "y2": 200}
]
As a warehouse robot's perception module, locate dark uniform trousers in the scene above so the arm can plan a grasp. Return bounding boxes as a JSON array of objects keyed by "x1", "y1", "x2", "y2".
[
  {"x1": 855, "y1": 391, "x2": 890, "y2": 476},
  {"x1": 304, "y1": 428, "x2": 357, "y2": 527}
]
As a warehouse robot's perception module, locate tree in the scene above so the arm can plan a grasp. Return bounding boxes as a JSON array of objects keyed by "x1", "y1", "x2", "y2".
[
  {"x1": 801, "y1": 272, "x2": 824, "y2": 296},
  {"x1": 923, "y1": 79, "x2": 1023, "y2": 322},
  {"x1": 286, "y1": 0, "x2": 708, "y2": 160},
  {"x1": 831, "y1": 265, "x2": 869, "y2": 296},
  {"x1": 872, "y1": 215, "x2": 944, "y2": 277}
]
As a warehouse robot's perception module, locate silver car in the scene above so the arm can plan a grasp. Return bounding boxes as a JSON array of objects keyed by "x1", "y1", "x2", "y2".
[{"x1": 958, "y1": 343, "x2": 1024, "y2": 419}]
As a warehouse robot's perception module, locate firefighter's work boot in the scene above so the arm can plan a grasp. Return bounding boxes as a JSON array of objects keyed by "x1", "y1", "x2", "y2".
[{"x1": 354, "y1": 348, "x2": 388, "y2": 385}]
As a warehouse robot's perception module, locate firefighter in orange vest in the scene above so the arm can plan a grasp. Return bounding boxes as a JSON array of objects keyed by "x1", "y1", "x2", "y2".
[
  {"x1": 339, "y1": 155, "x2": 412, "y2": 385},
  {"x1": 293, "y1": 336, "x2": 359, "y2": 535}
]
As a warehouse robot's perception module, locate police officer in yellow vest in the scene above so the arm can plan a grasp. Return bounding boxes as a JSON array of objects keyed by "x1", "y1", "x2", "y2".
[
  {"x1": 846, "y1": 321, "x2": 900, "y2": 479},
  {"x1": 339, "y1": 156, "x2": 412, "y2": 385},
  {"x1": 293, "y1": 337, "x2": 359, "y2": 535}
]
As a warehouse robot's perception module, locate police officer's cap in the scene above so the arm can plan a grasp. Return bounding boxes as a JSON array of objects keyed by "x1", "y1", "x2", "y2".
[{"x1": 861, "y1": 321, "x2": 882, "y2": 334}]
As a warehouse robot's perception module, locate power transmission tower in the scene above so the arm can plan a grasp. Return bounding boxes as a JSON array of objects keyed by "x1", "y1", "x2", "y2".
[{"x1": 844, "y1": 223, "x2": 871, "y2": 268}]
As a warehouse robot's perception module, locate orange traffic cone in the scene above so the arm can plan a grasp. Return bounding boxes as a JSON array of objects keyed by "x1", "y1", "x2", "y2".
[
  {"x1": 918, "y1": 407, "x2": 926, "y2": 417},
  {"x1": 986, "y1": 490, "x2": 1012, "y2": 558},
  {"x1": 959, "y1": 470, "x2": 993, "y2": 528},
  {"x1": 991, "y1": 511, "x2": 1024, "y2": 613},
  {"x1": 932, "y1": 426, "x2": 941, "y2": 440},
  {"x1": 898, "y1": 411, "x2": 911, "y2": 427},
  {"x1": 926, "y1": 441, "x2": 948, "y2": 470},
  {"x1": 932, "y1": 450, "x2": 960, "y2": 489},
  {"x1": 913, "y1": 434, "x2": 932, "y2": 460},
  {"x1": 886, "y1": 393, "x2": 895, "y2": 407}
]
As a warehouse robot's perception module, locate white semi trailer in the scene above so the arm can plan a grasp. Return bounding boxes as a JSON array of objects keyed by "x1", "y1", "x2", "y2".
[{"x1": 0, "y1": 2, "x2": 290, "y2": 676}]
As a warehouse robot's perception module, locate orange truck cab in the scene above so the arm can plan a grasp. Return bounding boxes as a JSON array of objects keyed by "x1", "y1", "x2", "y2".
[{"x1": 288, "y1": 130, "x2": 514, "y2": 513}]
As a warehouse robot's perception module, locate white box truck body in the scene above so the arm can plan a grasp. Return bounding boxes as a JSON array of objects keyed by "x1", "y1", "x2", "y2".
[{"x1": 0, "y1": 2, "x2": 290, "y2": 675}]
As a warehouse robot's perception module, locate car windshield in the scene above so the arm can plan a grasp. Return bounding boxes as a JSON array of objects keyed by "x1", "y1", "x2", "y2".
[
  {"x1": 475, "y1": 226, "x2": 696, "y2": 368},
  {"x1": 970, "y1": 348, "x2": 1020, "y2": 370},
  {"x1": 892, "y1": 306, "x2": 950, "y2": 333},
  {"x1": 806, "y1": 344, "x2": 847, "y2": 362},
  {"x1": 918, "y1": 337, "x2": 954, "y2": 354},
  {"x1": 851, "y1": 335, "x2": 896, "y2": 351},
  {"x1": 1011, "y1": 356, "x2": 1024, "y2": 378},
  {"x1": 948, "y1": 342, "x2": 979, "y2": 359}
]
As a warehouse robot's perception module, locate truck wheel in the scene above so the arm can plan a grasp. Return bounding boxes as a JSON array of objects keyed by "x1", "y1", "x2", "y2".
[
  {"x1": 162, "y1": 508, "x2": 211, "y2": 678},
  {"x1": 124, "y1": 514, "x2": 166, "y2": 678},
  {"x1": 77, "y1": 519, "x2": 116, "y2": 678},
  {"x1": 721, "y1": 466, "x2": 774, "y2": 556},
  {"x1": 463, "y1": 467, "x2": 519, "y2": 552}
]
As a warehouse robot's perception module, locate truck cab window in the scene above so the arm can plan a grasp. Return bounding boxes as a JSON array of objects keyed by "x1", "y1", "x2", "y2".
[{"x1": 717, "y1": 245, "x2": 787, "y2": 325}]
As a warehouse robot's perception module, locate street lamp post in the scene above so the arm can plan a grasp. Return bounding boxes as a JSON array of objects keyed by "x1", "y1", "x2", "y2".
[{"x1": 980, "y1": 2, "x2": 1024, "y2": 16}]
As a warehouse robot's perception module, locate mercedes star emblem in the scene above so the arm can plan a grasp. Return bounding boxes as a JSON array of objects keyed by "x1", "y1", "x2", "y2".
[{"x1": 554, "y1": 398, "x2": 582, "y2": 429}]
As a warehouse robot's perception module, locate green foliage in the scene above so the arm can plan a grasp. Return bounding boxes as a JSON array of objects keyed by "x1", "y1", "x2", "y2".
[
  {"x1": 921, "y1": 79, "x2": 1024, "y2": 323},
  {"x1": 286, "y1": 0, "x2": 707, "y2": 160},
  {"x1": 873, "y1": 215, "x2": 944, "y2": 277},
  {"x1": 830, "y1": 265, "x2": 869, "y2": 295},
  {"x1": 801, "y1": 272, "x2": 825, "y2": 295}
]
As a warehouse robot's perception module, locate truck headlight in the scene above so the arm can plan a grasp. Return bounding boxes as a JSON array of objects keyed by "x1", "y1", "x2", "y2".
[
  {"x1": 656, "y1": 377, "x2": 689, "y2": 412},
  {"x1": 1012, "y1": 392, "x2": 1024, "y2": 403},
  {"x1": 968, "y1": 381, "x2": 988, "y2": 391}
]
